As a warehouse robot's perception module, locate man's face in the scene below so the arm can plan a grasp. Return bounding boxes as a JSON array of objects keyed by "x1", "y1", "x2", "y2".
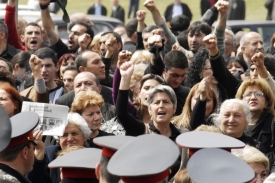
[
  {"x1": 81, "y1": 51, "x2": 106, "y2": 80},
  {"x1": 242, "y1": 33, "x2": 264, "y2": 61},
  {"x1": 21, "y1": 25, "x2": 43, "y2": 52},
  {"x1": 188, "y1": 31, "x2": 206, "y2": 53},
  {"x1": 68, "y1": 24, "x2": 87, "y2": 52},
  {"x1": 25, "y1": 143, "x2": 35, "y2": 173},
  {"x1": 163, "y1": 67, "x2": 187, "y2": 89},
  {"x1": 63, "y1": 70, "x2": 78, "y2": 91},
  {"x1": 99, "y1": 33, "x2": 112, "y2": 53},
  {"x1": 74, "y1": 72, "x2": 100, "y2": 95},
  {"x1": 0, "y1": 60, "x2": 9, "y2": 72},
  {"x1": 41, "y1": 58, "x2": 58, "y2": 84}
]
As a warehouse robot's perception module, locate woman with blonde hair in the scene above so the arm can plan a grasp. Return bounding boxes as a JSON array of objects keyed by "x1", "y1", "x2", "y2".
[
  {"x1": 71, "y1": 90, "x2": 113, "y2": 148},
  {"x1": 172, "y1": 77, "x2": 218, "y2": 130},
  {"x1": 232, "y1": 145, "x2": 269, "y2": 182}
]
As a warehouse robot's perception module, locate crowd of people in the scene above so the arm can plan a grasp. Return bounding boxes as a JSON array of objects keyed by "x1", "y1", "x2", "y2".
[{"x1": 1, "y1": 0, "x2": 275, "y2": 182}]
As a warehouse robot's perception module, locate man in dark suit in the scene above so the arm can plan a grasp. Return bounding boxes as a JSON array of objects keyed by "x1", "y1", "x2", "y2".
[
  {"x1": 87, "y1": 0, "x2": 107, "y2": 16},
  {"x1": 164, "y1": 0, "x2": 192, "y2": 23},
  {"x1": 200, "y1": 0, "x2": 218, "y2": 16},
  {"x1": 111, "y1": 0, "x2": 125, "y2": 23}
]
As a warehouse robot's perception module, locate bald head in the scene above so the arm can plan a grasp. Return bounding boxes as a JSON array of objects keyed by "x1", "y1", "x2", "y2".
[
  {"x1": 74, "y1": 72, "x2": 101, "y2": 95},
  {"x1": 240, "y1": 32, "x2": 264, "y2": 64},
  {"x1": 70, "y1": 13, "x2": 94, "y2": 27}
]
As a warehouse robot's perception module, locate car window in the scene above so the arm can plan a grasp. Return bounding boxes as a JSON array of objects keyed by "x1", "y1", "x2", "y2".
[{"x1": 258, "y1": 26, "x2": 275, "y2": 47}]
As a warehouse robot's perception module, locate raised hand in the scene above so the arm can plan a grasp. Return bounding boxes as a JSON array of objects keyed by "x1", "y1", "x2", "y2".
[
  {"x1": 203, "y1": 34, "x2": 218, "y2": 56},
  {"x1": 143, "y1": 0, "x2": 157, "y2": 12},
  {"x1": 78, "y1": 33, "x2": 92, "y2": 52},
  {"x1": 29, "y1": 54, "x2": 42, "y2": 80},
  {"x1": 198, "y1": 77, "x2": 212, "y2": 101},
  {"x1": 33, "y1": 130, "x2": 45, "y2": 160},
  {"x1": 119, "y1": 61, "x2": 134, "y2": 78},
  {"x1": 105, "y1": 36, "x2": 118, "y2": 58},
  {"x1": 251, "y1": 52, "x2": 265, "y2": 68},
  {"x1": 117, "y1": 50, "x2": 132, "y2": 68},
  {"x1": 136, "y1": 10, "x2": 147, "y2": 22},
  {"x1": 148, "y1": 34, "x2": 162, "y2": 48},
  {"x1": 215, "y1": 0, "x2": 229, "y2": 14}
]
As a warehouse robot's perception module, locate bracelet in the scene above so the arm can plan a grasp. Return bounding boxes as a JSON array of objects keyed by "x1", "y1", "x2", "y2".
[{"x1": 40, "y1": 3, "x2": 49, "y2": 10}]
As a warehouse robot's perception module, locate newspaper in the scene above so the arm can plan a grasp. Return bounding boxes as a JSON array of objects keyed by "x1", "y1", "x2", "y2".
[{"x1": 21, "y1": 101, "x2": 69, "y2": 136}]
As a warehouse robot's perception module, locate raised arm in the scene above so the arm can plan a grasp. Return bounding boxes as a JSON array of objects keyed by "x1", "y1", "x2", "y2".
[
  {"x1": 136, "y1": 10, "x2": 146, "y2": 50},
  {"x1": 117, "y1": 60, "x2": 145, "y2": 136},
  {"x1": 143, "y1": 0, "x2": 177, "y2": 52},
  {"x1": 39, "y1": 0, "x2": 59, "y2": 46}
]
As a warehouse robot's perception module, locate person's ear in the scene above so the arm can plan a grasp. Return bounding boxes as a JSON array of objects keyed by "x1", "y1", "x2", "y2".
[
  {"x1": 21, "y1": 146, "x2": 28, "y2": 160},
  {"x1": 97, "y1": 84, "x2": 102, "y2": 93},
  {"x1": 20, "y1": 35, "x2": 25, "y2": 44},
  {"x1": 14, "y1": 63, "x2": 20, "y2": 71},
  {"x1": 95, "y1": 163, "x2": 100, "y2": 179},
  {"x1": 79, "y1": 66, "x2": 86, "y2": 72}
]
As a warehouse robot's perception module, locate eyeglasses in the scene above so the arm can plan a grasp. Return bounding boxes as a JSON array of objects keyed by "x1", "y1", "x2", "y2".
[
  {"x1": 250, "y1": 68, "x2": 257, "y2": 72},
  {"x1": 203, "y1": 67, "x2": 212, "y2": 71},
  {"x1": 243, "y1": 92, "x2": 264, "y2": 98}
]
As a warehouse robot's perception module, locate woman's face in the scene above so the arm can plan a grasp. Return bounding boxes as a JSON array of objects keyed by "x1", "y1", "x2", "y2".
[
  {"x1": 250, "y1": 65, "x2": 258, "y2": 79},
  {"x1": 191, "y1": 93, "x2": 214, "y2": 119},
  {"x1": 139, "y1": 79, "x2": 160, "y2": 106},
  {"x1": 220, "y1": 102, "x2": 247, "y2": 138},
  {"x1": 59, "y1": 123, "x2": 86, "y2": 150},
  {"x1": 200, "y1": 59, "x2": 218, "y2": 85},
  {"x1": 248, "y1": 163, "x2": 268, "y2": 183},
  {"x1": 242, "y1": 86, "x2": 267, "y2": 113},
  {"x1": 148, "y1": 92, "x2": 175, "y2": 124},
  {"x1": 60, "y1": 58, "x2": 75, "y2": 77},
  {"x1": 227, "y1": 61, "x2": 245, "y2": 74},
  {"x1": 0, "y1": 89, "x2": 16, "y2": 117},
  {"x1": 81, "y1": 105, "x2": 102, "y2": 131},
  {"x1": 130, "y1": 81, "x2": 141, "y2": 100}
]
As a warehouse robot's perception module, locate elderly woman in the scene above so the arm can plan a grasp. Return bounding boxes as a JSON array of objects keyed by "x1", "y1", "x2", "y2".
[
  {"x1": 28, "y1": 112, "x2": 91, "y2": 183},
  {"x1": 71, "y1": 90, "x2": 113, "y2": 148},
  {"x1": 113, "y1": 50, "x2": 164, "y2": 123},
  {"x1": 0, "y1": 84, "x2": 22, "y2": 117},
  {"x1": 212, "y1": 99, "x2": 261, "y2": 148},
  {"x1": 235, "y1": 79, "x2": 275, "y2": 155},
  {"x1": 172, "y1": 77, "x2": 218, "y2": 130},
  {"x1": 232, "y1": 145, "x2": 269, "y2": 183}
]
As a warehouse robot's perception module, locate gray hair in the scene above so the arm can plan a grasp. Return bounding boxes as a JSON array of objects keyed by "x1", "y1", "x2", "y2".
[
  {"x1": 212, "y1": 99, "x2": 251, "y2": 127},
  {"x1": 147, "y1": 85, "x2": 177, "y2": 108},
  {"x1": 67, "y1": 112, "x2": 91, "y2": 139}
]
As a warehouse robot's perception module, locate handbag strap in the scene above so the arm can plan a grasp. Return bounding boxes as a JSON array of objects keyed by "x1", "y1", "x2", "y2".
[{"x1": 270, "y1": 116, "x2": 275, "y2": 151}]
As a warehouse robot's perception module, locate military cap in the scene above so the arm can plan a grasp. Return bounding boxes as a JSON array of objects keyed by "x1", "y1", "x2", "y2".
[
  {"x1": 187, "y1": 148, "x2": 254, "y2": 183},
  {"x1": 48, "y1": 148, "x2": 101, "y2": 179},
  {"x1": 0, "y1": 106, "x2": 11, "y2": 151},
  {"x1": 107, "y1": 134, "x2": 180, "y2": 183},
  {"x1": 5, "y1": 111, "x2": 39, "y2": 149},
  {"x1": 93, "y1": 136, "x2": 134, "y2": 158},
  {"x1": 176, "y1": 131, "x2": 245, "y2": 156}
]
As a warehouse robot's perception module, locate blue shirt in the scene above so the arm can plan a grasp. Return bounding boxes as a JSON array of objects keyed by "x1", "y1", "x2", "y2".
[
  {"x1": 172, "y1": 3, "x2": 183, "y2": 18},
  {"x1": 95, "y1": 3, "x2": 102, "y2": 15}
]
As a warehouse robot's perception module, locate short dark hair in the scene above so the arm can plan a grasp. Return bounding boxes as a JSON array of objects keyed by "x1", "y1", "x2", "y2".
[
  {"x1": 61, "y1": 178, "x2": 98, "y2": 183},
  {"x1": 0, "y1": 20, "x2": 8, "y2": 38},
  {"x1": 75, "y1": 52, "x2": 88, "y2": 73},
  {"x1": 125, "y1": 19, "x2": 138, "y2": 38},
  {"x1": 142, "y1": 25, "x2": 164, "y2": 38},
  {"x1": 34, "y1": 47, "x2": 58, "y2": 66},
  {"x1": 0, "y1": 71, "x2": 15, "y2": 87},
  {"x1": 101, "y1": 32, "x2": 122, "y2": 51},
  {"x1": 23, "y1": 22, "x2": 42, "y2": 35},
  {"x1": 100, "y1": 156, "x2": 120, "y2": 183},
  {"x1": 10, "y1": 51, "x2": 31, "y2": 71},
  {"x1": 170, "y1": 15, "x2": 190, "y2": 36},
  {"x1": 0, "y1": 141, "x2": 31, "y2": 161},
  {"x1": 187, "y1": 21, "x2": 212, "y2": 36},
  {"x1": 63, "y1": 65, "x2": 78, "y2": 74},
  {"x1": 68, "y1": 21, "x2": 94, "y2": 40},
  {"x1": 0, "y1": 57, "x2": 13, "y2": 73},
  {"x1": 177, "y1": 30, "x2": 189, "y2": 50},
  {"x1": 164, "y1": 50, "x2": 189, "y2": 70}
]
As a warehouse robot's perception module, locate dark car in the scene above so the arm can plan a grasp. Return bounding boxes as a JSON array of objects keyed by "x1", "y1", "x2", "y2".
[
  {"x1": 225, "y1": 20, "x2": 275, "y2": 47},
  {"x1": 0, "y1": 7, "x2": 124, "y2": 41}
]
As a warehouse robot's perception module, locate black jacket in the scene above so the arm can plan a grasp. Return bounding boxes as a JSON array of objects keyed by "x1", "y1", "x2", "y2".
[
  {"x1": 0, "y1": 163, "x2": 31, "y2": 183},
  {"x1": 164, "y1": 3, "x2": 192, "y2": 22},
  {"x1": 87, "y1": 4, "x2": 107, "y2": 16},
  {"x1": 111, "y1": 5, "x2": 125, "y2": 23}
]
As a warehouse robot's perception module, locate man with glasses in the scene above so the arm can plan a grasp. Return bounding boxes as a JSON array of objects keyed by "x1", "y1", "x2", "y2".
[{"x1": 224, "y1": 29, "x2": 235, "y2": 62}]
